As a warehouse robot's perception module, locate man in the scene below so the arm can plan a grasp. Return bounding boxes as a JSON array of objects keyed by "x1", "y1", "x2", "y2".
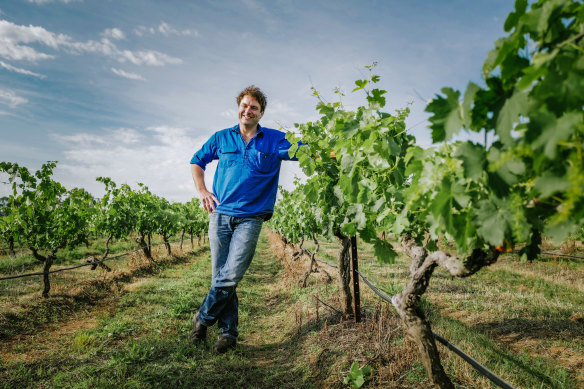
[{"x1": 189, "y1": 85, "x2": 297, "y2": 353}]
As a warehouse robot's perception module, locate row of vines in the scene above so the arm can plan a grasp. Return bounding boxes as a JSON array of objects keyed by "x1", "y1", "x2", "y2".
[
  {"x1": 269, "y1": 0, "x2": 584, "y2": 387},
  {"x1": 0, "y1": 161, "x2": 208, "y2": 297}
]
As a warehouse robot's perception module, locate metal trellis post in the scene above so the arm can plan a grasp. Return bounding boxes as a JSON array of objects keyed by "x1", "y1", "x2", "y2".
[{"x1": 350, "y1": 235, "x2": 361, "y2": 322}]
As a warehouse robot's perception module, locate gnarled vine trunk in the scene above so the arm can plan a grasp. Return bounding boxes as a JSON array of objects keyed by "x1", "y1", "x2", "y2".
[
  {"x1": 8, "y1": 236, "x2": 15, "y2": 256},
  {"x1": 89, "y1": 233, "x2": 112, "y2": 272},
  {"x1": 300, "y1": 235, "x2": 332, "y2": 287},
  {"x1": 31, "y1": 247, "x2": 58, "y2": 298},
  {"x1": 391, "y1": 235, "x2": 499, "y2": 388},
  {"x1": 136, "y1": 235, "x2": 153, "y2": 261},
  {"x1": 163, "y1": 234, "x2": 171, "y2": 256},
  {"x1": 334, "y1": 228, "x2": 352, "y2": 317}
]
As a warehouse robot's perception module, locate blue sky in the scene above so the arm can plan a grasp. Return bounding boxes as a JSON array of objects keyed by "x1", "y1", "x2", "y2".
[{"x1": 0, "y1": 0, "x2": 514, "y2": 202}]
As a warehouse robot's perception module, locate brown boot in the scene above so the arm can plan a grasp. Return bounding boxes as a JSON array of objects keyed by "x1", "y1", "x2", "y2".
[
  {"x1": 189, "y1": 313, "x2": 207, "y2": 344},
  {"x1": 213, "y1": 336, "x2": 236, "y2": 353}
]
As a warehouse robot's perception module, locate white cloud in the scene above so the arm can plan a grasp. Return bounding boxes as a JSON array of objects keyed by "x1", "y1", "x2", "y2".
[
  {"x1": 0, "y1": 20, "x2": 182, "y2": 67},
  {"x1": 220, "y1": 108, "x2": 237, "y2": 118},
  {"x1": 111, "y1": 67, "x2": 145, "y2": 80},
  {"x1": 0, "y1": 89, "x2": 28, "y2": 108},
  {"x1": 102, "y1": 27, "x2": 125, "y2": 40},
  {"x1": 134, "y1": 22, "x2": 198, "y2": 37},
  {"x1": 116, "y1": 48, "x2": 182, "y2": 66},
  {"x1": 112, "y1": 128, "x2": 142, "y2": 144},
  {"x1": 0, "y1": 20, "x2": 70, "y2": 61},
  {"x1": 55, "y1": 126, "x2": 209, "y2": 202},
  {"x1": 53, "y1": 132, "x2": 107, "y2": 146},
  {"x1": 0, "y1": 60, "x2": 46, "y2": 78},
  {"x1": 157, "y1": 21, "x2": 198, "y2": 37},
  {"x1": 267, "y1": 101, "x2": 299, "y2": 117},
  {"x1": 66, "y1": 38, "x2": 182, "y2": 66},
  {"x1": 27, "y1": 0, "x2": 80, "y2": 4}
]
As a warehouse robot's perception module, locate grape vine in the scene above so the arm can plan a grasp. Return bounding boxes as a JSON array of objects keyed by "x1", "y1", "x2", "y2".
[{"x1": 271, "y1": 0, "x2": 583, "y2": 386}]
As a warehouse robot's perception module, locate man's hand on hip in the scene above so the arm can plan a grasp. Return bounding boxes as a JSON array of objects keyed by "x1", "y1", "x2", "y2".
[{"x1": 200, "y1": 189, "x2": 219, "y2": 213}]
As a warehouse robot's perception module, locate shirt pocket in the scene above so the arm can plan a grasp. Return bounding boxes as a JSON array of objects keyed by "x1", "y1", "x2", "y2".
[
  {"x1": 219, "y1": 148, "x2": 239, "y2": 168},
  {"x1": 254, "y1": 150, "x2": 277, "y2": 173}
]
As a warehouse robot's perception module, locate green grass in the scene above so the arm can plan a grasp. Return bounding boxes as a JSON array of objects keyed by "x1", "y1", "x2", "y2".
[
  {"x1": 0, "y1": 233, "x2": 316, "y2": 389},
  {"x1": 2, "y1": 231, "x2": 582, "y2": 388},
  {"x1": 301, "y1": 235, "x2": 584, "y2": 388},
  {"x1": 0, "y1": 234, "x2": 188, "y2": 274},
  {"x1": 0, "y1": 234, "x2": 195, "y2": 300}
]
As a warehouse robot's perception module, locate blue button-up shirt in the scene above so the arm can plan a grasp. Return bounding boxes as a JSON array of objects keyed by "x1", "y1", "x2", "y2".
[{"x1": 190, "y1": 124, "x2": 296, "y2": 217}]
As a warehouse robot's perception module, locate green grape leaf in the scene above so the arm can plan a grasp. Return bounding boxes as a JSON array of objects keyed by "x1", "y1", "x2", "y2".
[
  {"x1": 367, "y1": 152, "x2": 390, "y2": 171},
  {"x1": 531, "y1": 111, "x2": 581, "y2": 159},
  {"x1": 504, "y1": 0, "x2": 528, "y2": 32},
  {"x1": 341, "y1": 222, "x2": 356, "y2": 236},
  {"x1": 288, "y1": 142, "x2": 299, "y2": 159},
  {"x1": 533, "y1": 173, "x2": 572, "y2": 199},
  {"x1": 545, "y1": 220, "x2": 578, "y2": 245},
  {"x1": 454, "y1": 142, "x2": 486, "y2": 180},
  {"x1": 461, "y1": 82, "x2": 480, "y2": 128},
  {"x1": 453, "y1": 211, "x2": 476, "y2": 253},
  {"x1": 341, "y1": 153, "x2": 355, "y2": 173},
  {"x1": 426, "y1": 88, "x2": 462, "y2": 143},
  {"x1": 429, "y1": 177, "x2": 454, "y2": 234},
  {"x1": 475, "y1": 198, "x2": 513, "y2": 246},
  {"x1": 367, "y1": 88, "x2": 387, "y2": 108},
  {"x1": 353, "y1": 79, "x2": 368, "y2": 92},
  {"x1": 496, "y1": 90, "x2": 527, "y2": 146},
  {"x1": 373, "y1": 238, "x2": 397, "y2": 264},
  {"x1": 391, "y1": 212, "x2": 409, "y2": 236}
]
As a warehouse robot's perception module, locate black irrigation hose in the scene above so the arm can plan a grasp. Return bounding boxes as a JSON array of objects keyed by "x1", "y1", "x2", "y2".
[
  {"x1": 355, "y1": 269, "x2": 392, "y2": 304},
  {"x1": 433, "y1": 333, "x2": 515, "y2": 389},
  {"x1": 539, "y1": 251, "x2": 584, "y2": 260},
  {"x1": 0, "y1": 238, "x2": 187, "y2": 282},
  {"x1": 303, "y1": 245, "x2": 515, "y2": 389},
  {"x1": 503, "y1": 249, "x2": 584, "y2": 261}
]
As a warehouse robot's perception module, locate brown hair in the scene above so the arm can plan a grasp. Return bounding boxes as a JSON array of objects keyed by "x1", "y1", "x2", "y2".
[{"x1": 236, "y1": 85, "x2": 267, "y2": 113}]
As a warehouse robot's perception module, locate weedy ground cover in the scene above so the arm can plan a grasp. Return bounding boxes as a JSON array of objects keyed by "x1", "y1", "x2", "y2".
[
  {"x1": 0, "y1": 235, "x2": 185, "y2": 299},
  {"x1": 0, "y1": 231, "x2": 427, "y2": 388},
  {"x1": 301, "y1": 235, "x2": 584, "y2": 388},
  {"x1": 1, "y1": 230, "x2": 581, "y2": 388}
]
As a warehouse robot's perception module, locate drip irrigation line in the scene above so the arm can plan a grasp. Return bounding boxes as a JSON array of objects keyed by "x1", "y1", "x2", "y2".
[
  {"x1": 506, "y1": 249, "x2": 584, "y2": 261},
  {"x1": 0, "y1": 237, "x2": 189, "y2": 282},
  {"x1": 355, "y1": 269, "x2": 392, "y2": 304},
  {"x1": 540, "y1": 251, "x2": 584, "y2": 260},
  {"x1": 314, "y1": 295, "x2": 343, "y2": 315},
  {"x1": 433, "y1": 333, "x2": 515, "y2": 389},
  {"x1": 299, "y1": 241, "x2": 515, "y2": 389}
]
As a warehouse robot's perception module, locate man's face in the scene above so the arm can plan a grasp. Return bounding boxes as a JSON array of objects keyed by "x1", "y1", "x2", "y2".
[{"x1": 238, "y1": 95, "x2": 263, "y2": 128}]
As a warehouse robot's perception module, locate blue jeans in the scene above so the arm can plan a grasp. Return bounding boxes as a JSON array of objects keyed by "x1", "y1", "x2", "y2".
[{"x1": 197, "y1": 212, "x2": 263, "y2": 339}]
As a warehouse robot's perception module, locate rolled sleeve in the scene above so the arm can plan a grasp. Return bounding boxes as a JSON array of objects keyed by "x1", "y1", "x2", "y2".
[{"x1": 190, "y1": 133, "x2": 218, "y2": 170}]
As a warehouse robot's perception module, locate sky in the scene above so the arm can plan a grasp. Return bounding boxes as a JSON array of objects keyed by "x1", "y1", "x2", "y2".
[{"x1": 0, "y1": 0, "x2": 515, "y2": 203}]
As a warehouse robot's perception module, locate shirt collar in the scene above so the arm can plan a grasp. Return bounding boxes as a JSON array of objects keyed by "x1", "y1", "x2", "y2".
[{"x1": 231, "y1": 123, "x2": 264, "y2": 137}]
